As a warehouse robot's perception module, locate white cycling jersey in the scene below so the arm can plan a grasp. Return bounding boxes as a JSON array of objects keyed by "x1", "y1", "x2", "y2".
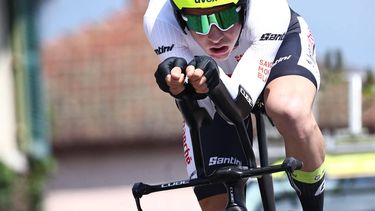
[
  {"x1": 144, "y1": 0, "x2": 290, "y2": 111},
  {"x1": 144, "y1": 0, "x2": 320, "y2": 180}
]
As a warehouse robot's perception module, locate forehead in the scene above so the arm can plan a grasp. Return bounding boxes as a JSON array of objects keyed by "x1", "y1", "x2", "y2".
[{"x1": 182, "y1": 3, "x2": 234, "y2": 15}]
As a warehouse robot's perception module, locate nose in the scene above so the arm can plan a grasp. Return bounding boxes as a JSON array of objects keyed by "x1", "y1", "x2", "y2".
[{"x1": 207, "y1": 25, "x2": 224, "y2": 43}]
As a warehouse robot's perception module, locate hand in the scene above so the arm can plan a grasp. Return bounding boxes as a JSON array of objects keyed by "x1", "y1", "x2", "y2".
[
  {"x1": 154, "y1": 57, "x2": 187, "y2": 97},
  {"x1": 187, "y1": 56, "x2": 220, "y2": 93},
  {"x1": 186, "y1": 65, "x2": 208, "y2": 94},
  {"x1": 166, "y1": 67, "x2": 185, "y2": 96}
]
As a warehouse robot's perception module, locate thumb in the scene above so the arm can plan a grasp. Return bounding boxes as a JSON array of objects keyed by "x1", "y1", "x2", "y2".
[{"x1": 170, "y1": 67, "x2": 183, "y2": 80}]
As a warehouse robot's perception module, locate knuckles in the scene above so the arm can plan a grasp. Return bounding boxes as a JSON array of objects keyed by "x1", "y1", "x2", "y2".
[{"x1": 154, "y1": 56, "x2": 220, "y2": 96}]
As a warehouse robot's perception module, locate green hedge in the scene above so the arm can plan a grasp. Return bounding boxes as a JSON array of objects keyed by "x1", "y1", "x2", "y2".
[{"x1": 0, "y1": 157, "x2": 55, "y2": 211}]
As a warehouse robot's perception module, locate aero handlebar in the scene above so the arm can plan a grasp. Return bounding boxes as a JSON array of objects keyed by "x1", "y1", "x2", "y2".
[
  {"x1": 132, "y1": 80, "x2": 303, "y2": 211},
  {"x1": 132, "y1": 157, "x2": 302, "y2": 211}
]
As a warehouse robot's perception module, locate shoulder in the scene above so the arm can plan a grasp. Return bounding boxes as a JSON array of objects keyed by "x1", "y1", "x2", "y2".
[
  {"x1": 243, "y1": 0, "x2": 291, "y2": 39},
  {"x1": 144, "y1": 0, "x2": 195, "y2": 60}
]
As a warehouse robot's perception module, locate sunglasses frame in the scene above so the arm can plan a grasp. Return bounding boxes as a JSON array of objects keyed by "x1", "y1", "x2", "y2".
[{"x1": 181, "y1": 6, "x2": 242, "y2": 35}]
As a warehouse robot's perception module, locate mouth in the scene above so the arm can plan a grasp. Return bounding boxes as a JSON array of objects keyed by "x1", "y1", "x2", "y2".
[{"x1": 209, "y1": 46, "x2": 230, "y2": 59}]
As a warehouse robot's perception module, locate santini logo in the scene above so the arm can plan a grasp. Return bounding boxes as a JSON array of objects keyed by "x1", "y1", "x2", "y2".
[
  {"x1": 154, "y1": 44, "x2": 174, "y2": 55},
  {"x1": 209, "y1": 156, "x2": 242, "y2": 166},
  {"x1": 260, "y1": 33, "x2": 285, "y2": 41}
]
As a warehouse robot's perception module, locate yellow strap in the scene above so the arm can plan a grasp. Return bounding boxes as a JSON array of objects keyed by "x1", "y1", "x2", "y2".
[{"x1": 292, "y1": 162, "x2": 326, "y2": 184}]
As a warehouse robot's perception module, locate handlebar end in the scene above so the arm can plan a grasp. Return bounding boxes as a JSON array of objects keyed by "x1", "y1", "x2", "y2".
[
  {"x1": 282, "y1": 157, "x2": 303, "y2": 172},
  {"x1": 132, "y1": 182, "x2": 147, "y2": 198},
  {"x1": 282, "y1": 157, "x2": 303, "y2": 195},
  {"x1": 133, "y1": 183, "x2": 147, "y2": 211}
]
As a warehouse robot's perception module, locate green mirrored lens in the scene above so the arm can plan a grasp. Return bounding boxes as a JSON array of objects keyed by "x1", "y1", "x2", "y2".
[
  {"x1": 184, "y1": 6, "x2": 240, "y2": 34},
  {"x1": 218, "y1": 6, "x2": 239, "y2": 28}
]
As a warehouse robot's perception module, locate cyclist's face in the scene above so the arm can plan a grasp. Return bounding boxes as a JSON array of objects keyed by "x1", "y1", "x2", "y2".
[
  {"x1": 190, "y1": 23, "x2": 241, "y2": 60},
  {"x1": 184, "y1": 5, "x2": 242, "y2": 60}
]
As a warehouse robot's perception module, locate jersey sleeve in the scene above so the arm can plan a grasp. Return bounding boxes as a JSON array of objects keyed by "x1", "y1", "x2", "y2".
[
  {"x1": 222, "y1": 0, "x2": 291, "y2": 107},
  {"x1": 143, "y1": 3, "x2": 194, "y2": 62}
]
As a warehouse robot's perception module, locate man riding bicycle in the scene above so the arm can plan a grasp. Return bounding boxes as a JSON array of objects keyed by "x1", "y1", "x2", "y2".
[{"x1": 144, "y1": 0, "x2": 326, "y2": 210}]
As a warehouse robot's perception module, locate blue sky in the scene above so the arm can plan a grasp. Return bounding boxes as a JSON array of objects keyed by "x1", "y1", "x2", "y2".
[
  {"x1": 39, "y1": 0, "x2": 375, "y2": 71},
  {"x1": 39, "y1": 0, "x2": 128, "y2": 40},
  {"x1": 289, "y1": 0, "x2": 375, "y2": 71}
]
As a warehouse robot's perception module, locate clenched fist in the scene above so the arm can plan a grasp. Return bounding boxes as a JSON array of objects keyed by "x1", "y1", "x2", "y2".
[
  {"x1": 154, "y1": 57, "x2": 187, "y2": 97},
  {"x1": 187, "y1": 56, "x2": 220, "y2": 93}
]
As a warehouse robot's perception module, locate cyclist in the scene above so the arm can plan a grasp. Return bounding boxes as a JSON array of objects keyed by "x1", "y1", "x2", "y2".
[{"x1": 144, "y1": 0, "x2": 326, "y2": 210}]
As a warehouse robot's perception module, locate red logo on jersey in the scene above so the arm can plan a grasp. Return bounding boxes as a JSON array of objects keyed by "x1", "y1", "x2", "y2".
[
  {"x1": 257, "y1": 59, "x2": 272, "y2": 82},
  {"x1": 182, "y1": 127, "x2": 192, "y2": 165},
  {"x1": 307, "y1": 30, "x2": 315, "y2": 58},
  {"x1": 235, "y1": 54, "x2": 243, "y2": 62}
]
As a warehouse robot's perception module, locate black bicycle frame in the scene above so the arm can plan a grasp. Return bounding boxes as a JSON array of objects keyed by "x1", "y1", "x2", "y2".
[{"x1": 133, "y1": 81, "x2": 303, "y2": 211}]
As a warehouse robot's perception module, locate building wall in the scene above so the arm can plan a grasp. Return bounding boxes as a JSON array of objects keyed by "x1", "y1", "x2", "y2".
[
  {"x1": 317, "y1": 81, "x2": 349, "y2": 131},
  {"x1": 0, "y1": 1, "x2": 27, "y2": 172},
  {"x1": 42, "y1": 2, "x2": 183, "y2": 148}
]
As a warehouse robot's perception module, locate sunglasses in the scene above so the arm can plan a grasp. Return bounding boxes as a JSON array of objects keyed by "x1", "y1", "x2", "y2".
[{"x1": 181, "y1": 5, "x2": 242, "y2": 35}]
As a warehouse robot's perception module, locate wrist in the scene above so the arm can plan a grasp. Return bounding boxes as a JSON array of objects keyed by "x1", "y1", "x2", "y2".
[
  {"x1": 173, "y1": 83, "x2": 207, "y2": 100},
  {"x1": 170, "y1": 87, "x2": 185, "y2": 96}
]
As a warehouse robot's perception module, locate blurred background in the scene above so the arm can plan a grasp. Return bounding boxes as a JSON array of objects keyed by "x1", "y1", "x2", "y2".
[{"x1": 0, "y1": 0, "x2": 374, "y2": 211}]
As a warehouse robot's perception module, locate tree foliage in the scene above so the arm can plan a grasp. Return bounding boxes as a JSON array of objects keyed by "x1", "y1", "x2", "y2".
[
  {"x1": 363, "y1": 68, "x2": 375, "y2": 97},
  {"x1": 320, "y1": 49, "x2": 346, "y2": 89}
]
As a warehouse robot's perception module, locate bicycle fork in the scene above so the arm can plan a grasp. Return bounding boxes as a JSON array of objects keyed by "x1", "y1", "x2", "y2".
[{"x1": 225, "y1": 179, "x2": 248, "y2": 211}]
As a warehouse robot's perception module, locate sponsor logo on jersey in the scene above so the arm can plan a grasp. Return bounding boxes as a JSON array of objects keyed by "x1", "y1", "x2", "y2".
[
  {"x1": 208, "y1": 156, "x2": 242, "y2": 166},
  {"x1": 183, "y1": 129, "x2": 193, "y2": 165},
  {"x1": 260, "y1": 33, "x2": 285, "y2": 41},
  {"x1": 307, "y1": 30, "x2": 315, "y2": 58},
  {"x1": 154, "y1": 44, "x2": 175, "y2": 55},
  {"x1": 272, "y1": 55, "x2": 292, "y2": 66},
  {"x1": 235, "y1": 54, "x2": 243, "y2": 62},
  {"x1": 257, "y1": 59, "x2": 272, "y2": 82}
]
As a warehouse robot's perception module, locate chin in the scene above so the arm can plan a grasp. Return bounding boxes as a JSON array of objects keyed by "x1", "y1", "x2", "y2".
[{"x1": 211, "y1": 54, "x2": 229, "y2": 61}]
